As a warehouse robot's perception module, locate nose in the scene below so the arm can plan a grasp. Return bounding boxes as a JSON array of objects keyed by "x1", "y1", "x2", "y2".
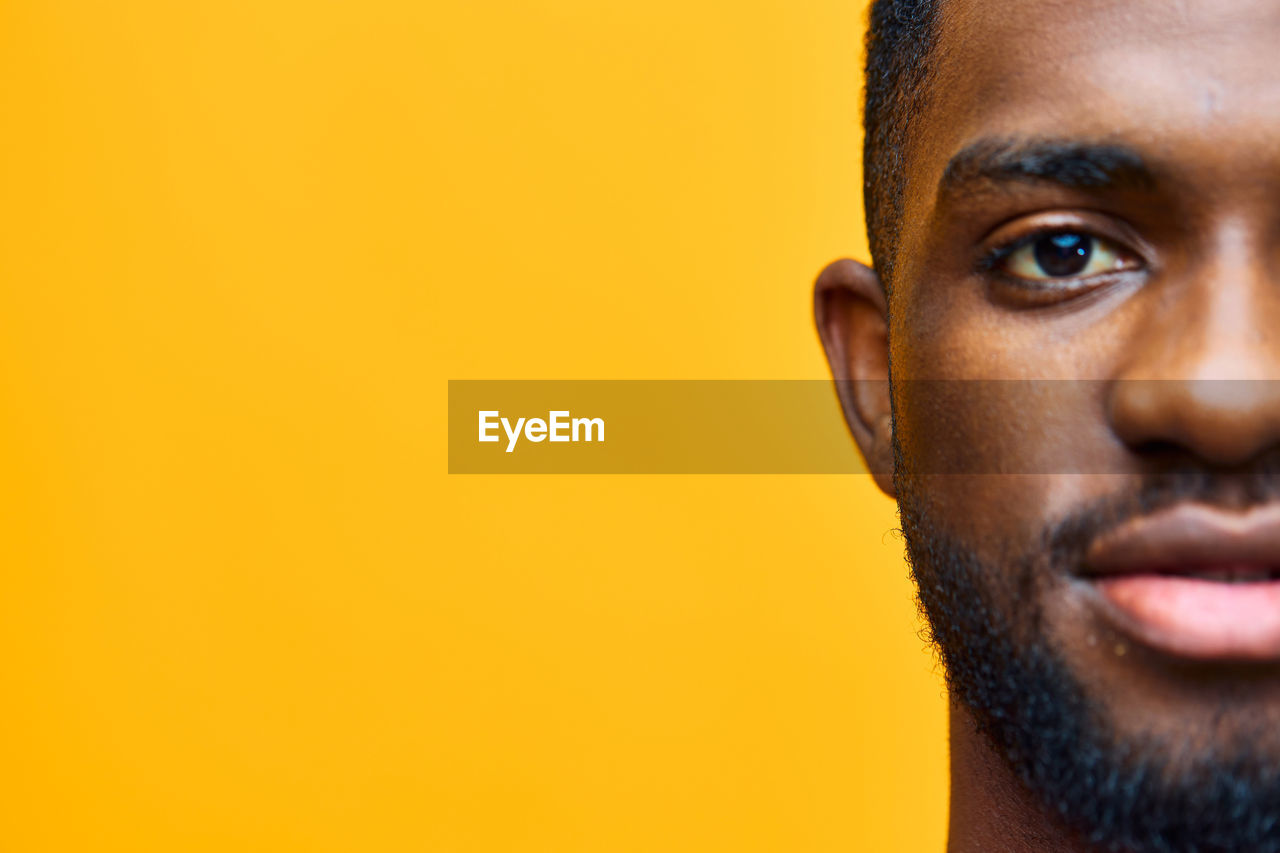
[{"x1": 1108, "y1": 255, "x2": 1280, "y2": 467}]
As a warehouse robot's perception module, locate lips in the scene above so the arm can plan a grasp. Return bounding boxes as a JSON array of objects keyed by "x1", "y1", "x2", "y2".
[{"x1": 1084, "y1": 503, "x2": 1280, "y2": 661}]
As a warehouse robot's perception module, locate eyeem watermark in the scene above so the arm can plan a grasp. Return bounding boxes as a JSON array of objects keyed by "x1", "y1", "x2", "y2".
[{"x1": 478, "y1": 410, "x2": 605, "y2": 453}]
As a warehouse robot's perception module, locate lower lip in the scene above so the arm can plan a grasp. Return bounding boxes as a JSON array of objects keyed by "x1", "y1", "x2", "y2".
[{"x1": 1095, "y1": 575, "x2": 1280, "y2": 660}]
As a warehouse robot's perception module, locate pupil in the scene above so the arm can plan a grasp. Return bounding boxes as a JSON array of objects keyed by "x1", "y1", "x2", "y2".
[{"x1": 1033, "y1": 233, "x2": 1092, "y2": 277}]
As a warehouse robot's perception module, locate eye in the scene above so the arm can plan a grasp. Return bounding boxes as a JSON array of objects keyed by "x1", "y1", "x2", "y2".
[{"x1": 998, "y1": 232, "x2": 1133, "y2": 281}]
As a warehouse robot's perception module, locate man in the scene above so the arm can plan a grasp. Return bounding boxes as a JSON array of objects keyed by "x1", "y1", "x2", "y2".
[{"x1": 815, "y1": 0, "x2": 1280, "y2": 850}]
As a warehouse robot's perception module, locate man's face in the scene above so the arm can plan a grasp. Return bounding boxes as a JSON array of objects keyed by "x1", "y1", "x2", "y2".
[{"x1": 880, "y1": 0, "x2": 1280, "y2": 845}]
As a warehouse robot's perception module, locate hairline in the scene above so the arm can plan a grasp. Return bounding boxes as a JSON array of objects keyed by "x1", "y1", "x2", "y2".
[{"x1": 862, "y1": 0, "x2": 944, "y2": 294}]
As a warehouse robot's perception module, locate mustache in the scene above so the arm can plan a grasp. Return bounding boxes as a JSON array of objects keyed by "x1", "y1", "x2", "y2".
[{"x1": 1045, "y1": 455, "x2": 1280, "y2": 568}]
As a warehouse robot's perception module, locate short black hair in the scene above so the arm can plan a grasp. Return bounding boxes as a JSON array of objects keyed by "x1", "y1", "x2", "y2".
[{"x1": 863, "y1": 0, "x2": 940, "y2": 287}]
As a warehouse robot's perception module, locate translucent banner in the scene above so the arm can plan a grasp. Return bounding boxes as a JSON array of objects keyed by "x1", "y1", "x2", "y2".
[{"x1": 448, "y1": 380, "x2": 1280, "y2": 474}]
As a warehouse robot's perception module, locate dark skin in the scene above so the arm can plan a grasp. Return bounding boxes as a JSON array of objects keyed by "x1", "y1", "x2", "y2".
[{"x1": 817, "y1": 0, "x2": 1280, "y2": 849}]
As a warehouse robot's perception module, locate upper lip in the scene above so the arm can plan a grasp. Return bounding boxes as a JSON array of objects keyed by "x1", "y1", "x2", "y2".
[{"x1": 1084, "y1": 503, "x2": 1280, "y2": 578}]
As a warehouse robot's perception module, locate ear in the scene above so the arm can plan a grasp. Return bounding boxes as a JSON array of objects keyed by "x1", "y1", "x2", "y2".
[{"x1": 813, "y1": 258, "x2": 895, "y2": 496}]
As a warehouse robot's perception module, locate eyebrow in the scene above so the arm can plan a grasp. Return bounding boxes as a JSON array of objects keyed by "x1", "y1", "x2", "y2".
[{"x1": 938, "y1": 137, "x2": 1158, "y2": 199}]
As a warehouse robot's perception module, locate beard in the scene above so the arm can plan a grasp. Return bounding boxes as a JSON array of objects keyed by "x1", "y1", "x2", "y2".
[{"x1": 896, "y1": 459, "x2": 1280, "y2": 852}]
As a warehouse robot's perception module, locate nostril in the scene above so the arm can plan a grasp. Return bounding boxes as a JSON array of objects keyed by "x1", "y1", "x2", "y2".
[{"x1": 1129, "y1": 438, "x2": 1188, "y2": 460}]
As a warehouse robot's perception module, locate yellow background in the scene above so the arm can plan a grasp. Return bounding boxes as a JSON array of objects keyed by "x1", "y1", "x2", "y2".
[{"x1": 0, "y1": 0, "x2": 947, "y2": 850}]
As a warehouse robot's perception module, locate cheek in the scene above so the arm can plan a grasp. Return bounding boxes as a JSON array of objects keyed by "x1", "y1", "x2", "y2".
[
  {"x1": 890, "y1": 355, "x2": 1128, "y2": 558},
  {"x1": 888, "y1": 287, "x2": 1135, "y2": 552}
]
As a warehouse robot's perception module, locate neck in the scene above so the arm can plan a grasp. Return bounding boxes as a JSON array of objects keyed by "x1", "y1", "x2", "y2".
[{"x1": 947, "y1": 700, "x2": 1095, "y2": 853}]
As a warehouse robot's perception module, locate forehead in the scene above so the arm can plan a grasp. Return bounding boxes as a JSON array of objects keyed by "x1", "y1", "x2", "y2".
[
  {"x1": 898, "y1": 0, "x2": 1280, "y2": 273},
  {"x1": 935, "y1": 0, "x2": 1280, "y2": 116}
]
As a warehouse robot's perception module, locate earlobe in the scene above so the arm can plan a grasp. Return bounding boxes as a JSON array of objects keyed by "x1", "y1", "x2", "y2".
[{"x1": 813, "y1": 258, "x2": 896, "y2": 496}]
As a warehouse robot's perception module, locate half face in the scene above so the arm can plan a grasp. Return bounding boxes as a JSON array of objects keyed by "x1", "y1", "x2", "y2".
[
  {"x1": 891, "y1": 0, "x2": 1280, "y2": 749},
  {"x1": 820, "y1": 0, "x2": 1280, "y2": 823}
]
